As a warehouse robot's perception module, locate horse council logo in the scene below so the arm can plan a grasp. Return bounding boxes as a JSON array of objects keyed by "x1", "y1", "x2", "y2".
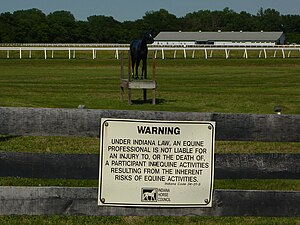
[{"x1": 141, "y1": 188, "x2": 157, "y2": 202}]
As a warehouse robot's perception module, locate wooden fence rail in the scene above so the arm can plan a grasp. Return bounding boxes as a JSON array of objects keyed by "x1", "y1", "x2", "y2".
[
  {"x1": 0, "y1": 107, "x2": 300, "y2": 217},
  {"x1": 1, "y1": 107, "x2": 300, "y2": 142},
  {"x1": 0, "y1": 187, "x2": 299, "y2": 217}
]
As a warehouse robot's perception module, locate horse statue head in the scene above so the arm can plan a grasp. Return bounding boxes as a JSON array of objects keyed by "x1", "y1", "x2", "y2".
[
  {"x1": 130, "y1": 30, "x2": 154, "y2": 80},
  {"x1": 143, "y1": 30, "x2": 154, "y2": 45}
]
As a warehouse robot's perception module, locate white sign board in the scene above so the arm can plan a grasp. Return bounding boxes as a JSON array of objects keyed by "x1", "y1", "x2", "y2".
[{"x1": 98, "y1": 118, "x2": 215, "y2": 207}]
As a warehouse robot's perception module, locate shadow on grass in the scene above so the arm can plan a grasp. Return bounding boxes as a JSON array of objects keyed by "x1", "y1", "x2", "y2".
[
  {"x1": 0, "y1": 135, "x2": 18, "y2": 142},
  {"x1": 131, "y1": 98, "x2": 169, "y2": 105}
]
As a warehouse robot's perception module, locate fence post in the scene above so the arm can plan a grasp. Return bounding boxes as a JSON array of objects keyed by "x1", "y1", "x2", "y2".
[
  {"x1": 281, "y1": 48, "x2": 285, "y2": 58},
  {"x1": 44, "y1": 48, "x2": 47, "y2": 59},
  {"x1": 161, "y1": 49, "x2": 165, "y2": 59},
  {"x1": 244, "y1": 49, "x2": 248, "y2": 59},
  {"x1": 115, "y1": 48, "x2": 119, "y2": 59}
]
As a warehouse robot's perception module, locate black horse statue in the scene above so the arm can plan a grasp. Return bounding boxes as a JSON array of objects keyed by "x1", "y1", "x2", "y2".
[{"x1": 130, "y1": 30, "x2": 154, "y2": 80}]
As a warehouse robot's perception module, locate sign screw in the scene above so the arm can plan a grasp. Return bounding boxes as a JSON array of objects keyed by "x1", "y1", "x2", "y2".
[
  {"x1": 204, "y1": 199, "x2": 209, "y2": 204},
  {"x1": 101, "y1": 198, "x2": 106, "y2": 203},
  {"x1": 105, "y1": 122, "x2": 109, "y2": 127},
  {"x1": 208, "y1": 125, "x2": 212, "y2": 130}
]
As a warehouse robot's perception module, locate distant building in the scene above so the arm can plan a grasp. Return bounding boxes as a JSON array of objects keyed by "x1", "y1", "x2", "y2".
[{"x1": 154, "y1": 31, "x2": 285, "y2": 46}]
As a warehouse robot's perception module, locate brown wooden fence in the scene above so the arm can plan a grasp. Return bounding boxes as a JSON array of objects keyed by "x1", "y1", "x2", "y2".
[{"x1": 0, "y1": 107, "x2": 299, "y2": 216}]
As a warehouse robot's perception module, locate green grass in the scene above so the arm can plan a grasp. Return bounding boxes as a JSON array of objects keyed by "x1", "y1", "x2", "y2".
[
  {"x1": 0, "y1": 215, "x2": 299, "y2": 225},
  {"x1": 0, "y1": 215, "x2": 298, "y2": 225},
  {"x1": 0, "y1": 57, "x2": 299, "y2": 114},
  {"x1": 1, "y1": 178, "x2": 299, "y2": 191}
]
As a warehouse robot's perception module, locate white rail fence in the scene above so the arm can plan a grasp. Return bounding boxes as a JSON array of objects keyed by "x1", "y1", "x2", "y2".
[{"x1": 0, "y1": 44, "x2": 300, "y2": 60}]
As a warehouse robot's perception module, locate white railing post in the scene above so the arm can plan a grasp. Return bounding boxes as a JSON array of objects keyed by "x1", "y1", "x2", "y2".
[
  {"x1": 115, "y1": 48, "x2": 119, "y2": 59},
  {"x1": 204, "y1": 49, "x2": 208, "y2": 59},
  {"x1": 94, "y1": 49, "x2": 97, "y2": 59},
  {"x1": 281, "y1": 49, "x2": 285, "y2": 58},
  {"x1": 44, "y1": 48, "x2": 47, "y2": 59},
  {"x1": 225, "y1": 49, "x2": 229, "y2": 59},
  {"x1": 161, "y1": 49, "x2": 165, "y2": 59},
  {"x1": 244, "y1": 49, "x2": 248, "y2": 59},
  {"x1": 264, "y1": 49, "x2": 267, "y2": 58}
]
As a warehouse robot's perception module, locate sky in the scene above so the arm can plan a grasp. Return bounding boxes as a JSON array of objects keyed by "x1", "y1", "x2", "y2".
[{"x1": 1, "y1": 0, "x2": 300, "y2": 22}]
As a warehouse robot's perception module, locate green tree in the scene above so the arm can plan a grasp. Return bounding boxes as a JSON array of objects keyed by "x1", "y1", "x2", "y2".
[
  {"x1": 235, "y1": 11, "x2": 256, "y2": 31},
  {"x1": 10, "y1": 8, "x2": 48, "y2": 42},
  {"x1": 256, "y1": 8, "x2": 283, "y2": 31},
  {"x1": 47, "y1": 11, "x2": 76, "y2": 42},
  {"x1": 0, "y1": 7, "x2": 299, "y2": 44},
  {"x1": 282, "y1": 15, "x2": 300, "y2": 44},
  {"x1": 183, "y1": 10, "x2": 210, "y2": 31},
  {"x1": 0, "y1": 12, "x2": 15, "y2": 42},
  {"x1": 142, "y1": 9, "x2": 179, "y2": 33},
  {"x1": 87, "y1": 15, "x2": 122, "y2": 43},
  {"x1": 73, "y1": 21, "x2": 92, "y2": 43}
]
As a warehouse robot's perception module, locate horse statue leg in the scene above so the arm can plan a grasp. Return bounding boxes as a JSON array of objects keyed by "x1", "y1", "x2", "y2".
[
  {"x1": 141, "y1": 58, "x2": 147, "y2": 80},
  {"x1": 131, "y1": 56, "x2": 135, "y2": 79},
  {"x1": 135, "y1": 59, "x2": 140, "y2": 79}
]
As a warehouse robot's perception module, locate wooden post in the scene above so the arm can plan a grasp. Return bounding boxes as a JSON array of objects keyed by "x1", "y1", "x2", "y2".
[
  {"x1": 120, "y1": 52, "x2": 124, "y2": 101},
  {"x1": 119, "y1": 51, "x2": 156, "y2": 105},
  {"x1": 128, "y1": 51, "x2": 132, "y2": 104},
  {"x1": 143, "y1": 89, "x2": 147, "y2": 102},
  {"x1": 152, "y1": 53, "x2": 156, "y2": 105},
  {"x1": 128, "y1": 50, "x2": 131, "y2": 80}
]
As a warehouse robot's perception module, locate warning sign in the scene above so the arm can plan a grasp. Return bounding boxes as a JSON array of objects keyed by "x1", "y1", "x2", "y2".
[{"x1": 98, "y1": 118, "x2": 215, "y2": 207}]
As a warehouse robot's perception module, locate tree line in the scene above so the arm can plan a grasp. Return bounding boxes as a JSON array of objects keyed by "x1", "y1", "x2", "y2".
[{"x1": 0, "y1": 8, "x2": 299, "y2": 44}]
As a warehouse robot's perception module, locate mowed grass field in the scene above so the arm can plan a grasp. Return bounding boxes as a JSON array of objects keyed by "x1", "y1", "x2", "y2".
[
  {"x1": 0, "y1": 53, "x2": 300, "y2": 224},
  {"x1": 0, "y1": 53, "x2": 300, "y2": 114}
]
